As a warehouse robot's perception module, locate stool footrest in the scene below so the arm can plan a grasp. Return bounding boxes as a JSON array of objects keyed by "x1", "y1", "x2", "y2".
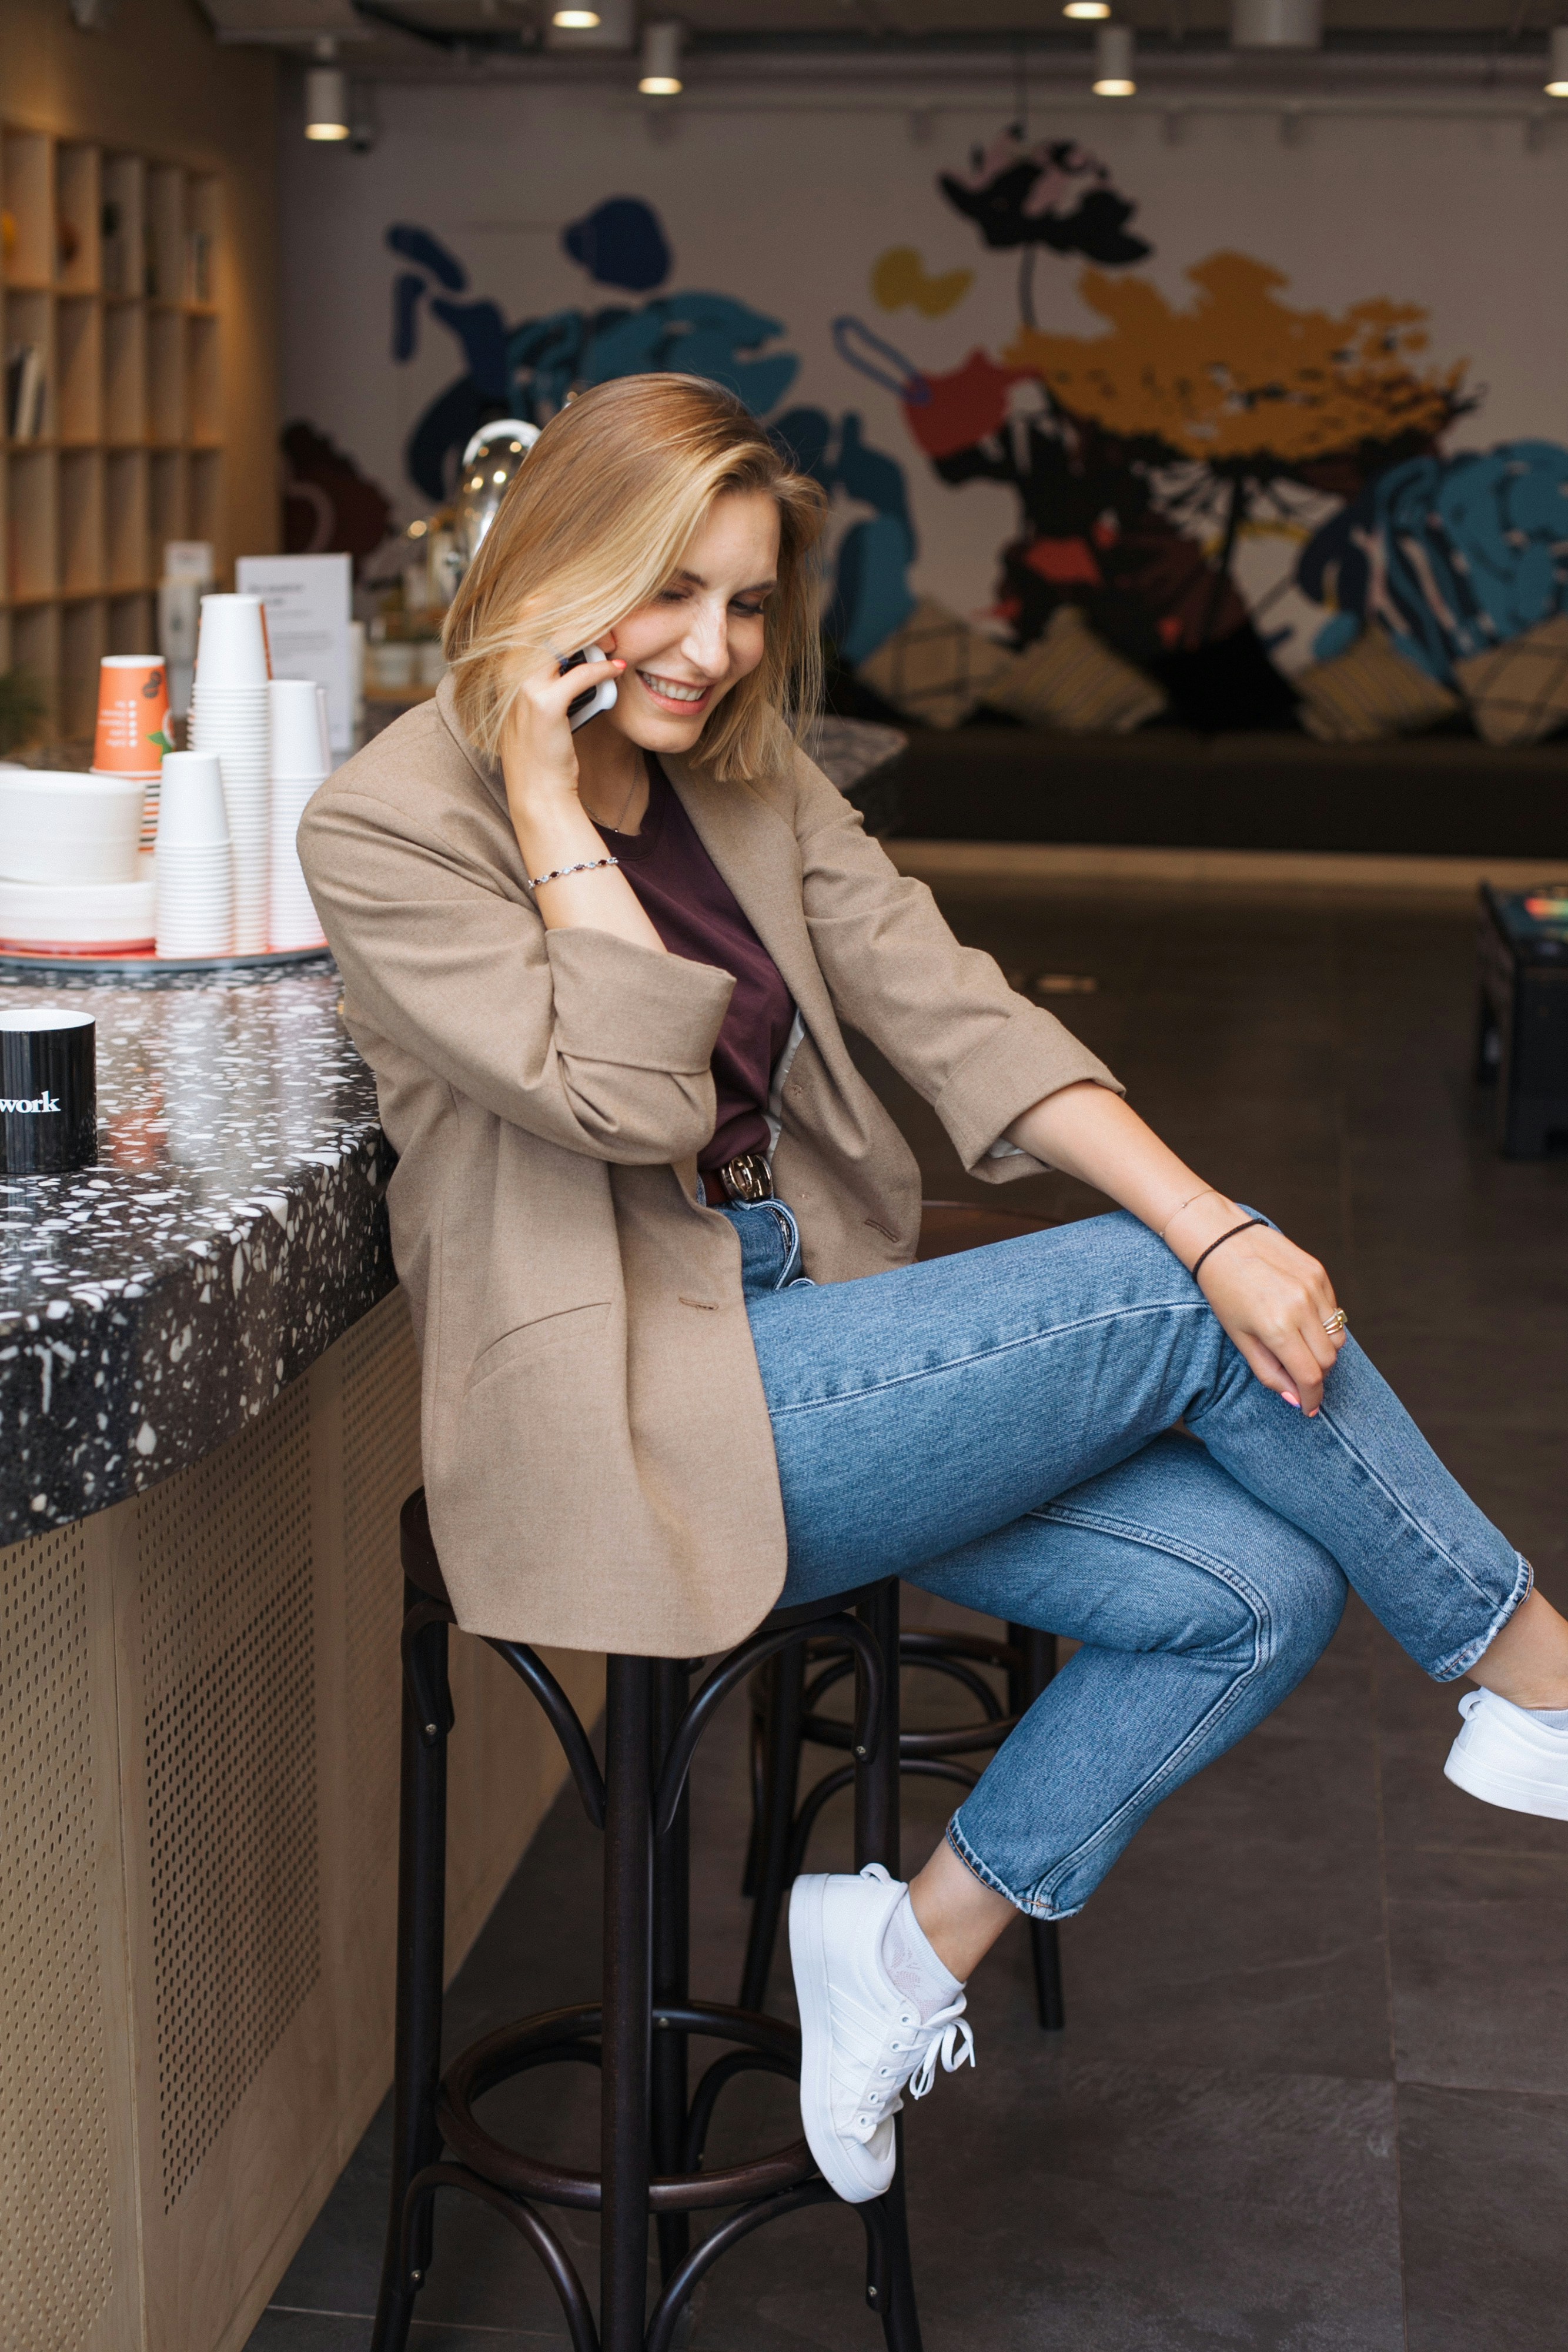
[{"x1": 439, "y1": 1998, "x2": 817, "y2": 2213}]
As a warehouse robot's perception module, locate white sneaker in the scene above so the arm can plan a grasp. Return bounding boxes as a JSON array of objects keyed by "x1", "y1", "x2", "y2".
[
  {"x1": 788, "y1": 1862, "x2": 976, "y2": 2204},
  {"x1": 1444, "y1": 1689, "x2": 1568, "y2": 1820}
]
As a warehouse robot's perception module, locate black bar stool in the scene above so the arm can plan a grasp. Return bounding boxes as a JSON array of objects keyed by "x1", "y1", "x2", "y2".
[
  {"x1": 736, "y1": 1200, "x2": 1068, "y2": 2033},
  {"x1": 739, "y1": 1616, "x2": 1064, "y2": 2030},
  {"x1": 372, "y1": 1490, "x2": 925, "y2": 2352}
]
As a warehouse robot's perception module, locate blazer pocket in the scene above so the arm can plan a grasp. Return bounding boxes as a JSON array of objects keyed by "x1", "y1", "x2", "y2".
[{"x1": 463, "y1": 1301, "x2": 613, "y2": 1396}]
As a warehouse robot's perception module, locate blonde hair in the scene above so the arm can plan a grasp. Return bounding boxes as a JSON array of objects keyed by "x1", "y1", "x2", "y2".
[{"x1": 444, "y1": 375, "x2": 827, "y2": 783}]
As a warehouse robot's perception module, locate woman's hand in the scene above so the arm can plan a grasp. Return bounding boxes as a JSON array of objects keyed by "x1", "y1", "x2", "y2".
[
  {"x1": 1185, "y1": 1214, "x2": 1346, "y2": 1415},
  {"x1": 499, "y1": 644, "x2": 624, "y2": 836},
  {"x1": 1004, "y1": 1082, "x2": 1349, "y2": 1414}
]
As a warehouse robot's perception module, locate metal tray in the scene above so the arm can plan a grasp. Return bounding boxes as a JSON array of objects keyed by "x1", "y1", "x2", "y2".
[{"x1": 0, "y1": 944, "x2": 333, "y2": 978}]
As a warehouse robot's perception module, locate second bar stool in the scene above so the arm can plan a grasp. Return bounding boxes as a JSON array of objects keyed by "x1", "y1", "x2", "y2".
[{"x1": 372, "y1": 1490, "x2": 925, "y2": 2352}]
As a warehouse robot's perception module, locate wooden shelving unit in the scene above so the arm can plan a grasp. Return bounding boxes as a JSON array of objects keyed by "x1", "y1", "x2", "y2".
[{"x1": 2, "y1": 124, "x2": 221, "y2": 737}]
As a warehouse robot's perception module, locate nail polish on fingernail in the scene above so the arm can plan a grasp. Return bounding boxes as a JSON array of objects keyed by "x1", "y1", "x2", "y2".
[{"x1": 1282, "y1": 1392, "x2": 1300, "y2": 1408}]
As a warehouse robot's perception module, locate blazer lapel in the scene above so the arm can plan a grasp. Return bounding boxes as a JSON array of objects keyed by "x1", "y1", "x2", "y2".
[{"x1": 661, "y1": 753, "x2": 839, "y2": 1045}]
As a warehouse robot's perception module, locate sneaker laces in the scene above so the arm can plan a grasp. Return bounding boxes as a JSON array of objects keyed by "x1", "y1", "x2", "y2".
[{"x1": 908, "y1": 2001, "x2": 976, "y2": 2100}]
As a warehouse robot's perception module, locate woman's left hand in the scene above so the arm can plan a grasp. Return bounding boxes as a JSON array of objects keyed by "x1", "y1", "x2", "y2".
[{"x1": 1186, "y1": 1217, "x2": 1346, "y2": 1415}]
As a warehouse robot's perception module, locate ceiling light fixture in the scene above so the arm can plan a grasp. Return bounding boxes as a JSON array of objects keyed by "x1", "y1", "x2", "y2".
[
  {"x1": 1548, "y1": 24, "x2": 1568, "y2": 93},
  {"x1": 551, "y1": 8, "x2": 600, "y2": 24},
  {"x1": 1093, "y1": 24, "x2": 1136, "y2": 94},
  {"x1": 305, "y1": 61, "x2": 350, "y2": 142},
  {"x1": 1064, "y1": 2, "x2": 1111, "y2": 18},
  {"x1": 638, "y1": 19, "x2": 683, "y2": 94},
  {"x1": 1231, "y1": 0, "x2": 1323, "y2": 49}
]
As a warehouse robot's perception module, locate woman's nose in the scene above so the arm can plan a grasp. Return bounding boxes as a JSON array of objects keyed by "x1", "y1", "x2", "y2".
[{"x1": 682, "y1": 600, "x2": 728, "y2": 676}]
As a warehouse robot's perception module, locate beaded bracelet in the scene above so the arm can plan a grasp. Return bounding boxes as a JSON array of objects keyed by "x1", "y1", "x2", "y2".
[{"x1": 527, "y1": 856, "x2": 621, "y2": 890}]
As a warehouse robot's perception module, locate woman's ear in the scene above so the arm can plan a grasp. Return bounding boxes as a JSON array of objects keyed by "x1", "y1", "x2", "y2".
[{"x1": 599, "y1": 627, "x2": 618, "y2": 655}]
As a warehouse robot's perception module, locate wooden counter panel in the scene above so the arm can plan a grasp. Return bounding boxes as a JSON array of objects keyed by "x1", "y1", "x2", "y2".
[{"x1": 0, "y1": 1288, "x2": 604, "y2": 2352}]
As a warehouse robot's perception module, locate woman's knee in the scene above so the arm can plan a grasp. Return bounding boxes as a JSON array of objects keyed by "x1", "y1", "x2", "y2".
[{"x1": 1248, "y1": 1524, "x2": 1348, "y2": 1676}]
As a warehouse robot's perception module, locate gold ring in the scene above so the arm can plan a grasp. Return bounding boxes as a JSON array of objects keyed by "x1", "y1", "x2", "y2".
[{"x1": 1322, "y1": 1309, "x2": 1348, "y2": 1335}]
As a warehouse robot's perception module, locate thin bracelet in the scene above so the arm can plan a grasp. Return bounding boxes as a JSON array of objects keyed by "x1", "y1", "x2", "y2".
[
  {"x1": 1190, "y1": 1217, "x2": 1265, "y2": 1281},
  {"x1": 1158, "y1": 1185, "x2": 1224, "y2": 1244},
  {"x1": 527, "y1": 856, "x2": 621, "y2": 890}
]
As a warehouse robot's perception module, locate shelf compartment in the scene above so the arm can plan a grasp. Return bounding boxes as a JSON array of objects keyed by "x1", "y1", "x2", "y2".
[
  {"x1": 8, "y1": 447, "x2": 58, "y2": 599},
  {"x1": 11, "y1": 602, "x2": 60, "y2": 726},
  {"x1": 149, "y1": 447, "x2": 188, "y2": 573},
  {"x1": 106, "y1": 449, "x2": 148, "y2": 590},
  {"x1": 60, "y1": 448, "x2": 105, "y2": 594},
  {"x1": 56, "y1": 295, "x2": 102, "y2": 443},
  {"x1": 60, "y1": 594, "x2": 106, "y2": 735},
  {"x1": 3, "y1": 129, "x2": 54, "y2": 288},
  {"x1": 146, "y1": 163, "x2": 185, "y2": 305},
  {"x1": 186, "y1": 311, "x2": 219, "y2": 445},
  {"x1": 148, "y1": 303, "x2": 185, "y2": 443},
  {"x1": 101, "y1": 153, "x2": 145, "y2": 300},
  {"x1": 56, "y1": 143, "x2": 101, "y2": 294},
  {"x1": 189, "y1": 447, "x2": 221, "y2": 550},
  {"x1": 108, "y1": 589, "x2": 154, "y2": 657},
  {"x1": 103, "y1": 296, "x2": 146, "y2": 442},
  {"x1": 186, "y1": 174, "x2": 218, "y2": 306},
  {"x1": 4, "y1": 286, "x2": 54, "y2": 442}
]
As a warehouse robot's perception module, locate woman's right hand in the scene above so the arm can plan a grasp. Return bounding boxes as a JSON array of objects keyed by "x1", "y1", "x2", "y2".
[{"x1": 499, "y1": 644, "x2": 624, "y2": 834}]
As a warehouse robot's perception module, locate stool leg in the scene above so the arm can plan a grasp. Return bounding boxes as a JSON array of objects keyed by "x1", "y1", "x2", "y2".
[
  {"x1": 371, "y1": 1595, "x2": 450, "y2": 2352},
  {"x1": 601, "y1": 1655, "x2": 654, "y2": 2352},
  {"x1": 651, "y1": 1659, "x2": 691, "y2": 2284},
  {"x1": 1007, "y1": 1623, "x2": 1065, "y2": 2032},
  {"x1": 854, "y1": 1585, "x2": 923, "y2": 2352},
  {"x1": 738, "y1": 1639, "x2": 805, "y2": 2012}
]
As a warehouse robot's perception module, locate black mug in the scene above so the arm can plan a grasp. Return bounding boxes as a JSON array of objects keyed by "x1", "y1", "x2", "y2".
[{"x1": 0, "y1": 1007, "x2": 96, "y2": 1174}]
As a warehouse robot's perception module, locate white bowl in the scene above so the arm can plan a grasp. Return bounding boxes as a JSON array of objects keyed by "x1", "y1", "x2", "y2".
[
  {"x1": 0, "y1": 859, "x2": 155, "y2": 950},
  {"x1": 0, "y1": 769, "x2": 146, "y2": 886}
]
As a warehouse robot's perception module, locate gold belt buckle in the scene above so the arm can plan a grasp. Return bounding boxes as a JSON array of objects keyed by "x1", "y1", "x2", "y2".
[{"x1": 718, "y1": 1151, "x2": 774, "y2": 1204}]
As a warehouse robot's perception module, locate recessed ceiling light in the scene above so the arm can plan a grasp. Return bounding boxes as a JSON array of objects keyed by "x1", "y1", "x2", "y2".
[
  {"x1": 1064, "y1": 2, "x2": 1112, "y2": 18},
  {"x1": 552, "y1": 8, "x2": 600, "y2": 25}
]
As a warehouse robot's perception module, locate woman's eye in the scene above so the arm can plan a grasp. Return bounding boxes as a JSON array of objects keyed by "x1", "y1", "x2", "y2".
[{"x1": 734, "y1": 600, "x2": 768, "y2": 618}]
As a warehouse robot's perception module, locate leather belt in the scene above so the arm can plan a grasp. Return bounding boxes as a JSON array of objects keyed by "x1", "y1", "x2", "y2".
[{"x1": 711, "y1": 1150, "x2": 774, "y2": 1204}]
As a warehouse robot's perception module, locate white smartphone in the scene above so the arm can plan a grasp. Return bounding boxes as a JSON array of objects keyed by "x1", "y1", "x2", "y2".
[{"x1": 561, "y1": 643, "x2": 618, "y2": 732}]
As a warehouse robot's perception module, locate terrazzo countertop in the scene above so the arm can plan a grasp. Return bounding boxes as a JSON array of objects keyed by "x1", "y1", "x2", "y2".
[{"x1": 0, "y1": 960, "x2": 394, "y2": 1544}]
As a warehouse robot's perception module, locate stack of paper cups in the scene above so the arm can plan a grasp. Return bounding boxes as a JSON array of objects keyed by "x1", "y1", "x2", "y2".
[
  {"x1": 91, "y1": 655, "x2": 170, "y2": 852},
  {"x1": 155, "y1": 752, "x2": 233, "y2": 959},
  {"x1": 189, "y1": 593, "x2": 270, "y2": 953},
  {"x1": 269, "y1": 679, "x2": 329, "y2": 951}
]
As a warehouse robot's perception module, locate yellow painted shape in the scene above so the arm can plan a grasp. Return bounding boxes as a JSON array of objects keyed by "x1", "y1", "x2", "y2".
[
  {"x1": 872, "y1": 246, "x2": 974, "y2": 318},
  {"x1": 1004, "y1": 250, "x2": 1467, "y2": 466}
]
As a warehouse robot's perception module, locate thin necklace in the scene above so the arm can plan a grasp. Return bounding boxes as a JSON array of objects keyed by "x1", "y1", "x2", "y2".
[{"x1": 606, "y1": 750, "x2": 643, "y2": 836}]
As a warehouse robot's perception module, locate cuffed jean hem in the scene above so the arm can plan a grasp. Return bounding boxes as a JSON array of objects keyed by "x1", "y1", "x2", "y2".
[
  {"x1": 1430, "y1": 1549, "x2": 1534, "y2": 1680},
  {"x1": 944, "y1": 1816, "x2": 1086, "y2": 1923}
]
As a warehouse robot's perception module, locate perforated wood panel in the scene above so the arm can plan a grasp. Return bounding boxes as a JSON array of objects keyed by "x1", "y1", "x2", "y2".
[
  {"x1": 0, "y1": 1524, "x2": 115, "y2": 2350},
  {"x1": 341, "y1": 1289, "x2": 422, "y2": 1913},
  {"x1": 136, "y1": 1381, "x2": 320, "y2": 2211}
]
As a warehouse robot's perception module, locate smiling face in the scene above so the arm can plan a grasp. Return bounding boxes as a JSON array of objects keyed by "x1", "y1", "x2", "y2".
[{"x1": 598, "y1": 489, "x2": 781, "y2": 757}]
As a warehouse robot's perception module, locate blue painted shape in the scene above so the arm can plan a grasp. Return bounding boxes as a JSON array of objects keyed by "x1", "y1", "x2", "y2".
[
  {"x1": 392, "y1": 272, "x2": 425, "y2": 363},
  {"x1": 1311, "y1": 612, "x2": 1360, "y2": 664},
  {"x1": 1299, "y1": 440, "x2": 1568, "y2": 683},
  {"x1": 430, "y1": 296, "x2": 511, "y2": 402},
  {"x1": 387, "y1": 225, "x2": 467, "y2": 291},
  {"x1": 833, "y1": 515, "x2": 918, "y2": 665},
  {"x1": 562, "y1": 197, "x2": 672, "y2": 292},
  {"x1": 832, "y1": 317, "x2": 931, "y2": 406}
]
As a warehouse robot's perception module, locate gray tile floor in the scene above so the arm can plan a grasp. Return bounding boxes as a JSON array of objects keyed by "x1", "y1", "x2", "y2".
[{"x1": 251, "y1": 878, "x2": 1568, "y2": 2350}]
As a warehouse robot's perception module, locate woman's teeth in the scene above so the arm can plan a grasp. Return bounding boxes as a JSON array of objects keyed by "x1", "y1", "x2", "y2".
[{"x1": 638, "y1": 671, "x2": 707, "y2": 704}]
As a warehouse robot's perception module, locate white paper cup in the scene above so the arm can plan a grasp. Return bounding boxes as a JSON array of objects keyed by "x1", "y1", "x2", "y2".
[
  {"x1": 156, "y1": 752, "x2": 230, "y2": 850},
  {"x1": 156, "y1": 843, "x2": 234, "y2": 958},
  {"x1": 270, "y1": 677, "x2": 330, "y2": 780},
  {"x1": 0, "y1": 769, "x2": 145, "y2": 885},
  {"x1": 195, "y1": 593, "x2": 270, "y2": 689}
]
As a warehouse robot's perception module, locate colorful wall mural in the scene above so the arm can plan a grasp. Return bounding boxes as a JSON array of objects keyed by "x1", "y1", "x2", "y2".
[{"x1": 278, "y1": 88, "x2": 1568, "y2": 725}]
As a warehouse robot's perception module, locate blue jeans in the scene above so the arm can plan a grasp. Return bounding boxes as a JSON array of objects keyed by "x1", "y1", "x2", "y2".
[{"x1": 727, "y1": 1201, "x2": 1529, "y2": 1920}]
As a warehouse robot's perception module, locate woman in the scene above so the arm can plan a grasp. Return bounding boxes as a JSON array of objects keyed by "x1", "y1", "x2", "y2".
[{"x1": 300, "y1": 373, "x2": 1568, "y2": 2211}]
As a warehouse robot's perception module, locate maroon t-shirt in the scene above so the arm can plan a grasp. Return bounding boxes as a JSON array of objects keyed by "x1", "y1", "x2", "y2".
[{"x1": 596, "y1": 760, "x2": 795, "y2": 1174}]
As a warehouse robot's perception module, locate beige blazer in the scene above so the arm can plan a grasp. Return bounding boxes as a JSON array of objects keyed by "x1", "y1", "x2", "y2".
[{"x1": 299, "y1": 679, "x2": 1119, "y2": 1656}]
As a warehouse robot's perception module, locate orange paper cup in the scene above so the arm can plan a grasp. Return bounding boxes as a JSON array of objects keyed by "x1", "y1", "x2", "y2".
[{"x1": 94, "y1": 655, "x2": 172, "y2": 775}]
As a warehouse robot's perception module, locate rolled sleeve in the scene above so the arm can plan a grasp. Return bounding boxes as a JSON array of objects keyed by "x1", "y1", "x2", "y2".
[
  {"x1": 547, "y1": 927, "x2": 733, "y2": 1071},
  {"x1": 935, "y1": 1009, "x2": 1120, "y2": 1180}
]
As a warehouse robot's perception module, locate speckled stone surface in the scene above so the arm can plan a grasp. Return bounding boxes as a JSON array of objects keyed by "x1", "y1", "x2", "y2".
[{"x1": 0, "y1": 959, "x2": 394, "y2": 1543}]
